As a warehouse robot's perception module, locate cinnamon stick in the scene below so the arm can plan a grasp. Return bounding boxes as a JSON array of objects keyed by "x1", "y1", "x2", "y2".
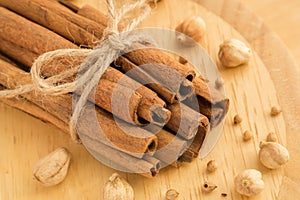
[
  {"x1": 184, "y1": 77, "x2": 229, "y2": 127},
  {"x1": 114, "y1": 56, "x2": 177, "y2": 103},
  {"x1": 166, "y1": 103, "x2": 210, "y2": 140},
  {"x1": 0, "y1": 7, "x2": 77, "y2": 55},
  {"x1": 82, "y1": 135, "x2": 158, "y2": 178},
  {"x1": 143, "y1": 126, "x2": 188, "y2": 165},
  {"x1": 0, "y1": 85, "x2": 69, "y2": 133},
  {"x1": 0, "y1": 37, "x2": 38, "y2": 68},
  {"x1": 124, "y1": 43, "x2": 196, "y2": 81},
  {"x1": 181, "y1": 128, "x2": 207, "y2": 160},
  {"x1": 77, "y1": 4, "x2": 111, "y2": 27},
  {"x1": 101, "y1": 67, "x2": 170, "y2": 126},
  {"x1": 0, "y1": 59, "x2": 158, "y2": 158},
  {"x1": 143, "y1": 154, "x2": 161, "y2": 172},
  {"x1": 114, "y1": 55, "x2": 195, "y2": 102},
  {"x1": 58, "y1": 1, "x2": 125, "y2": 31},
  {"x1": 0, "y1": 0, "x2": 99, "y2": 47}
]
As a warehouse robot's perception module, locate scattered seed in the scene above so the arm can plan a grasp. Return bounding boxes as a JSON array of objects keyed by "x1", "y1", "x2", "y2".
[
  {"x1": 266, "y1": 132, "x2": 277, "y2": 142},
  {"x1": 215, "y1": 77, "x2": 224, "y2": 89},
  {"x1": 221, "y1": 193, "x2": 227, "y2": 197},
  {"x1": 243, "y1": 130, "x2": 253, "y2": 141},
  {"x1": 166, "y1": 189, "x2": 179, "y2": 200},
  {"x1": 202, "y1": 182, "x2": 217, "y2": 193},
  {"x1": 233, "y1": 114, "x2": 242, "y2": 124},
  {"x1": 179, "y1": 56, "x2": 188, "y2": 65},
  {"x1": 206, "y1": 160, "x2": 218, "y2": 173},
  {"x1": 270, "y1": 106, "x2": 281, "y2": 116}
]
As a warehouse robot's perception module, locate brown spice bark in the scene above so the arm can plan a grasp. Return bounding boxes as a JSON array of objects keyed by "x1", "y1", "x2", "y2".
[
  {"x1": 0, "y1": 0, "x2": 101, "y2": 47},
  {"x1": 184, "y1": 77, "x2": 229, "y2": 127},
  {"x1": 166, "y1": 103, "x2": 210, "y2": 140},
  {"x1": 82, "y1": 134, "x2": 158, "y2": 178},
  {"x1": 115, "y1": 56, "x2": 177, "y2": 103},
  {"x1": 0, "y1": 7, "x2": 77, "y2": 54},
  {"x1": 0, "y1": 85, "x2": 69, "y2": 133},
  {"x1": 145, "y1": 127, "x2": 187, "y2": 165},
  {"x1": 0, "y1": 37, "x2": 38, "y2": 68}
]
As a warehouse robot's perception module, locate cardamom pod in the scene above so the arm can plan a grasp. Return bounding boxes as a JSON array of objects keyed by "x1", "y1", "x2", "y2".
[
  {"x1": 33, "y1": 147, "x2": 71, "y2": 187},
  {"x1": 103, "y1": 173, "x2": 134, "y2": 200}
]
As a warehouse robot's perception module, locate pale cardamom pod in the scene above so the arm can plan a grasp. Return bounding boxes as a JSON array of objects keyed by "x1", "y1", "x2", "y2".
[
  {"x1": 33, "y1": 147, "x2": 71, "y2": 187},
  {"x1": 103, "y1": 173, "x2": 134, "y2": 200}
]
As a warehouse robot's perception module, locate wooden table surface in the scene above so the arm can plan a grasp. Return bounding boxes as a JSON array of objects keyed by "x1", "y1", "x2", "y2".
[
  {"x1": 0, "y1": 0, "x2": 299, "y2": 199},
  {"x1": 243, "y1": 0, "x2": 300, "y2": 68}
]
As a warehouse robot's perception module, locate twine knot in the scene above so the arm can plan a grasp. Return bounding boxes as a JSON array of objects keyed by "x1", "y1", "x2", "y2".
[{"x1": 107, "y1": 34, "x2": 129, "y2": 52}]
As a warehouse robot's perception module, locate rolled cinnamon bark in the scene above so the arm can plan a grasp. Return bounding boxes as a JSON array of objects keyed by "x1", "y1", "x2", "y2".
[
  {"x1": 34, "y1": 0, "x2": 106, "y2": 40},
  {"x1": 125, "y1": 43, "x2": 196, "y2": 81},
  {"x1": 0, "y1": 37, "x2": 38, "y2": 68},
  {"x1": 0, "y1": 7, "x2": 77, "y2": 54},
  {"x1": 82, "y1": 135, "x2": 158, "y2": 178},
  {"x1": 114, "y1": 56, "x2": 194, "y2": 103},
  {"x1": 114, "y1": 56, "x2": 177, "y2": 103},
  {"x1": 0, "y1": 85, "x2": 69, "y2": 133},
  {"x1": 0, "y1": 1, "x2": 99, "y2": 46},
  {"x1": 0, "y1": 59, "x2": 158, "y2": 158},
  {"x1": 166, "y1": 103, "x2": 210, "y2": 140},
  {"x1": 101, "y1": 67, "x2": 171, "y2": 126},
  {"x1": 184, "y1": 77, "x2": 230, "y2": 127},
  {"x1": 145, "y1": 127, "x2": 188, "y2": 165},
  {"x1": 181, "y1": 128, "x2": 207, "y2": 160}
]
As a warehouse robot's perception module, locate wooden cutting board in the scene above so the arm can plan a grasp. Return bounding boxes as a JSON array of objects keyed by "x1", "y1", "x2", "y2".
[{"x1": 0, "y1": 0, "x2": 299, "y2": 199}]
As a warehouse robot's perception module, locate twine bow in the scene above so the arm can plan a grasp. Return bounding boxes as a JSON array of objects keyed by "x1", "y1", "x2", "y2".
[{"x1": 0, "y1": 0, "x2": 155, "y2": 143}]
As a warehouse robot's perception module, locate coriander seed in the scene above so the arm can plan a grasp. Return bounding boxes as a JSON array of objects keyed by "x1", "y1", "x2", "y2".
[
  {"x1": 270, "y1": 106, "x2": 281, "y2": 116},
  {"x1": 266, "y1": 132, "x2": 277, "y2": 142},
  {"x1": 233, "y1": 114, "x2": 242, "y2": 124},
  {"x1": 179, "y1": 56, "x2": 188, "y2": 64},
  {"x1": 207, "y1": 159, "x2": 218, "y2": 173},
  {"x1": 242, "y1": 130, "x2": 253, "y2": 141},
  {"x1": 215, "y1": 77, "x2": 224, "y2": 89}
]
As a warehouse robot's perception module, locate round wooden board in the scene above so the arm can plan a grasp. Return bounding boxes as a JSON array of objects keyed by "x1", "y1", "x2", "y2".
[{"x1": 0, "y1": 0, "x2": 299, "y2": 199}]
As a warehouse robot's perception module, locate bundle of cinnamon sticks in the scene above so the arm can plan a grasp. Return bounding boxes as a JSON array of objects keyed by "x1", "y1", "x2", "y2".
[{"x1": 0, "y1": 0, "x2": 229, "y2": 177}]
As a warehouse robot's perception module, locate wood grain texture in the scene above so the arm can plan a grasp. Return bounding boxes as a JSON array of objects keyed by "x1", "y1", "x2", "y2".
[{"x1": 0, "y1": 0, "x2": 299, "y2": 199}]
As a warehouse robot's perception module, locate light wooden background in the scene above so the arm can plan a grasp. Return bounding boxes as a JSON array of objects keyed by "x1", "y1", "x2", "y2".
[{"x1": 0, "y1": 0, "x2": 299, "y2": 199}]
